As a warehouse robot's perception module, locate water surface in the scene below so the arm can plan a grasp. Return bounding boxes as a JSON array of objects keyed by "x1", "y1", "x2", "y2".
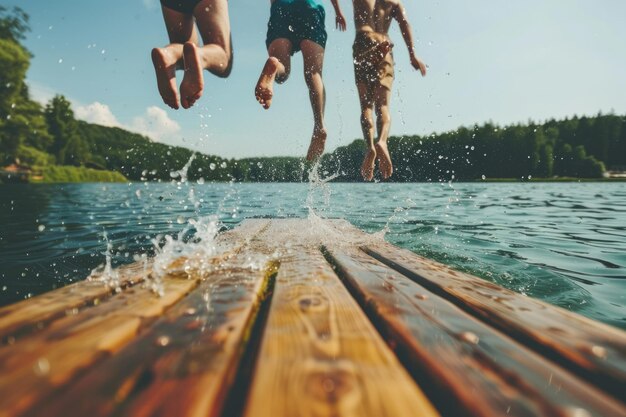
[{"x1": 1, "y1": 182, "x2": 624, "y2": 330}]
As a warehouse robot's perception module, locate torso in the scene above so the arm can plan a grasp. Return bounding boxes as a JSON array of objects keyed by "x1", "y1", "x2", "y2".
[{"x1": 352, "y1": 0, "x2": 398, "y2": 34}]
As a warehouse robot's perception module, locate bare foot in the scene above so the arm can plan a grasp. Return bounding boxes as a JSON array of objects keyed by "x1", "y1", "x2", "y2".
[
  {"x1": 306, "y1": 126, "x2": 327, "y2": 161},
  {"x1": 360, "y1": 148, "x2": 376, "y2": 181},
  {"x1": 255, "y1": 57, "x2": 280, "y2": 109},
  {"x1": 151, "y1": 47, "x2": 179, "y2": 110},
  {"x1": 375, "y1": 141, "x2": 393, "y2": 179},
  {"x1": 180, "y1": 42, "x2": 204, "y2": 109}
]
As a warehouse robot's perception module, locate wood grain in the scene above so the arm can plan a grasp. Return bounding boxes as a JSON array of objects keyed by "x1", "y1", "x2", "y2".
[
  {"x1": 0, "y1": 219, "x2": 267, "y2": 344},
  {"x1": 244, "y1": 220, "x2": 439, "y2": 417},
  {"x1": 29, "y1": 253, "x2": 276, "y2": 417},
  {"x1": 0, "y1": 275, "x2": 198, "y2": 417},
  {"x1": 0, "y1": 219, "x2": 270, "y2": 417},
  {"x1": 325, "y1": 245, "x2": 626, "y2": 417},
  {"x1": 363, "y1": 241, "x2": 626, "y2": 401},
  {"x1": 0, "y1": 262, "x2": 148, "y2": 344}
]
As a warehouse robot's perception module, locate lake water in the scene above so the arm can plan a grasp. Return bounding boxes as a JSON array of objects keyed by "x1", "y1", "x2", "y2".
[{"x1": 1, "y1": 181, "x2": 625, "y2": 330}]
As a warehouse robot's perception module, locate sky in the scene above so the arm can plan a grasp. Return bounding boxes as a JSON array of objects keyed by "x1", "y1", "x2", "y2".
[{"x1": 9, "y1": 0, "x2": 626, "y2": 158}]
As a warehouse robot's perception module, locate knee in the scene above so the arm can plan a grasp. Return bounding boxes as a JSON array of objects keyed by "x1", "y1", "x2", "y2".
[
  {"x1": 304, "y1": 69, "x2": 321, "y2": 85},
  {"x1": 360, "y1": 110, "x2": 374, "y2": 129},
  {"x1": 212, "y1": 46, "x2": 233, "y2": 78}
]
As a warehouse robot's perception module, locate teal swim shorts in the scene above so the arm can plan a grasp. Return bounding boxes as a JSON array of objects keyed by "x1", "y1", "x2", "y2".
[{"x1": 266, "y1": 0, "x2": 327, "y2": 54}]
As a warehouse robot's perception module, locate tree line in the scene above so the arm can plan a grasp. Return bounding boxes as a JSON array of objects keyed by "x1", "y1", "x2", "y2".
[{"x1": 1, "y1": 6, "x2": 624, "y2": 183}]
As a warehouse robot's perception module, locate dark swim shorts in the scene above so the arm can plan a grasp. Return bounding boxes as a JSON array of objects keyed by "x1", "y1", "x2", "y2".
[
  {"x1": 266, "y1": 0, "x2": 327, "y2": 54},
  {"x1": 160, "y1": 0, "x2": 201, "y2": 14}
]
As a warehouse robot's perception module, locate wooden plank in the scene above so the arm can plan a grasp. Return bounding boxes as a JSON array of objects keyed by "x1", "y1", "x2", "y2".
[
  {"x1": 325, "y1": 245, "x2": 626, "y2": 417},
  {"x1": 19, "y1": 229, "x2": 275, "y2": 417},
  {"x1": 0, "y1": 219, "x2": 270, "y2": 417},
  {"x1": 362, "y1": 241, "x2": 626, "y2": 401},
  {"x1": 0, "y1": 262, "x2": 148, "y2": 344},
  {"x1": 0, "y1": 219, "x2": 268, "y2": 344},
  {"x1": 244, "y1": 221, "x2": 439, "y2": 417},
  {"x1": 0, "y1": 275, "x2": 199, "y2": 417}
]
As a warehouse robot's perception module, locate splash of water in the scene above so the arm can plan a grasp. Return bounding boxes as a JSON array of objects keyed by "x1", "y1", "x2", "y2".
[
  {"x1": 305, "y1": 160, "x2": 339, "y2": 218},
  {"x1": 150, "y1": 215, "x2": 221, "y2": 296},
  {"x1": 88, "y1": 231, "x2": 120, "y2": 290}
]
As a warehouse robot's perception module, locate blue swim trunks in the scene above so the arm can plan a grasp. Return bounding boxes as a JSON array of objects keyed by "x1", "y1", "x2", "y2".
[{"x1": 266, "y1": 0, "x2": 327, "y2": 54}]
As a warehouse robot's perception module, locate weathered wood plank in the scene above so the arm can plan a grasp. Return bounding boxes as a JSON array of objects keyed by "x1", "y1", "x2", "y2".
[
  {"x1": 0, "y1": 219, "x2": 270, "y2": 417},
  {"x1": 0, "y1": 219, "x2": 267, "y2": 344},
  {"x1": 243, "y1": 222, "x2": 439, "y2": 417},
  {"x1": 362, "y1": 242, "x2": 626, "y2": 401},
  {"x1": 325, "y1": 245, "x2": 626, "y2": 417},
  {"x1": 0, "y1": 262, "x2": 148, "y2": 344},
  {"x1": 19, "y1": 229, "x2": 275, "y2": 417},
  {"x1": 0, "y1": 275, "x2": 198, "y2": 417}
]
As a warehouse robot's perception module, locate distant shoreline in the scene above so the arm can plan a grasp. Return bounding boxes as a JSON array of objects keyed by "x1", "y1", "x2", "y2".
[{"x1": 2, "y1": 177, "x2": 625, "y2": 185}]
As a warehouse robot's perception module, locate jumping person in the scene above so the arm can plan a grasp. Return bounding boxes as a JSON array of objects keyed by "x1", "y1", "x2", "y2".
[
  {"x1": 255, "y1": 0, "x2": 347, "y2": 161},
  {"x1": 352, "y1": 0, "x2": 427, "y2": 180},
  {"x1": 151, "y1": 0, "x2": 233, "y2": 110}
]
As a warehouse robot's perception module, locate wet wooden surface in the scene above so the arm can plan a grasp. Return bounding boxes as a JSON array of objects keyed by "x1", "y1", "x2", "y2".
[
  {"x1": 0, "y1": 218, "x2": 625, "y2": 417},
  {"x1": 324, "y1": 244, "x2": 626, "y2": 417},
  {"x1": 361, "y1": 241, "x2": 626, "y2": 401},
  {"x1": 244, "y1": 221, "x2": 438, "y2": 417}
]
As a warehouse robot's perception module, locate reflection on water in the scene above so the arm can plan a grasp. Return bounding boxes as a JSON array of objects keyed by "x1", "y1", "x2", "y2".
[{"x1": 0, "y1": 182, "x2": 625, "y2": 329}]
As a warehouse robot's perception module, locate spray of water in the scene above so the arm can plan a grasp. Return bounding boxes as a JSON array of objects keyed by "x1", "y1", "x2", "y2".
[{"x1": 88, "y1": 231, "x2": 120, "y2": 290}]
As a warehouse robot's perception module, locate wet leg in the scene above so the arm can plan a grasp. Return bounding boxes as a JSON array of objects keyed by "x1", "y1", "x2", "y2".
[
  {"x1": 357, "y1": 83, "x2": 376, "y2": 181},
  {"x1": 177, "y1": 0, "x2": 232, "y2": 108},
  {"x1": 151, "y1": 6, "x2": 197, "y2": 109},
  {"x1": 255, "y1": 39, "x2": 292, "y2": 109},
  {"x1": 301, "y1": 40, "x2": 327, "y2": 161},
  {"x1": 375, "y1": 86, "x2": 393, "y2": 179}
]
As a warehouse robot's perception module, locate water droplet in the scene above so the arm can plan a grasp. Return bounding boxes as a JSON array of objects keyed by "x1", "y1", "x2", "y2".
[
  {"x1": 197, "y1": 177, "x2": 205, "y2": 184},
  {"x1": 33, "y1": 358, "x2": 50, "y2": 376},
  {"x1": 460, "y1": 332, "x2": 479, "y2": 344},
  {"x1": 481, "y1": 175, "x2": 486, "y2": 180},
  {"x1": 38, "y1": 225, "x2": 46, "y2": 232},
  {"x1": 591, "y1": 345, "x2": 607, "y2": 359},
  {"x1": 58, "y1": 58, "x2": 63, "y2": 64},
  {"x1": 209, "y1": 163, "x2": 216, "y2": 170},
  {"x1": 176, "y1": 215, "x2": 186, "y2": 224},
  {"x1": 155, "y1": 336, "x2": 170, "y2": 347}
]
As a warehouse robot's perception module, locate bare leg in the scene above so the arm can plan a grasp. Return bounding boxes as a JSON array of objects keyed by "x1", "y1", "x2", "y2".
[
  {"x1": 301, "y1": 40, "x2": 327, "y2": 161},
  {"x1": 151, "y1": 6, "x2": 197, "y2": 109},
  {"x1": 255, "y1": 38, "x2": 292, "y2": 110},
  {"x1": 178, "y1": 0, "x2": 232, "y2": 108},
  {"x1": 357, "y1": 83, "x2": 376, "y2": 181},
  {"x1": 374, "y1": 86, "x2": 393, "y2": 179}
]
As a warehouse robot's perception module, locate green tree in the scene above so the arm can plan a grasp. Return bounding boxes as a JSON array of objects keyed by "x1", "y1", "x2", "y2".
[{"x1": 45, "y1": 95, "x2": 89, "y2": 165}]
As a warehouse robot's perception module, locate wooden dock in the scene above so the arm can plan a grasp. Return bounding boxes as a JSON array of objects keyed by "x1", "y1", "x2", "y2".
[{"x1": 0, "y1": 218, "x2": 625, "y2": 417}]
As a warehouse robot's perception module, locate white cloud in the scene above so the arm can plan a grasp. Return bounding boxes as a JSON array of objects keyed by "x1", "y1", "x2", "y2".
[
  {"x1": 27, "y1": 81, "x2": 57, "y2": 105},
  {"x1": 74, "y1": 102, "x2": 121, "y2": 128},
  {"x1": 129, "y1": 106, "x2": 181, "y2": 142}
]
